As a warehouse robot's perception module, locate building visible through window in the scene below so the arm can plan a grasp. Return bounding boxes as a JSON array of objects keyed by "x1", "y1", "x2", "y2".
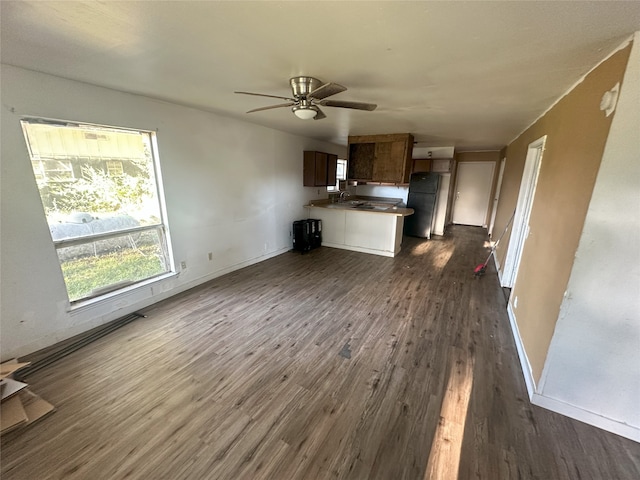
[
  {"x1": 106, "y1": 160, "x2": 124, "y2": 177},
  {"x1": 32, "y1": 159, "x2": 75, "y2": 182},
  {"x1": 21, "y1": 119, "x2": 173, "y2": 303}
]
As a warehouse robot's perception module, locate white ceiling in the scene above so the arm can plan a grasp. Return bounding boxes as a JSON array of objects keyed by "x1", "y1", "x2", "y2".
[{"x1": 2, "y1": 1, "x2": 640, "y2": 150}]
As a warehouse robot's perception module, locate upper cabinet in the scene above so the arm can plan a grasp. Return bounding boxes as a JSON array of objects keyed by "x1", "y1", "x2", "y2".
[
  {"x1": 430, "y1": 158, "x2": 453, "y2": 173},
  {"x1": 412, "y1": 158, "x2": 432, "y2": 173},
  {"x1": 347, "y1": 133, "x2": 414, "y2": 184},
  {"x1": 304, "y1": 151, "x2": 337, "y2": 187}
]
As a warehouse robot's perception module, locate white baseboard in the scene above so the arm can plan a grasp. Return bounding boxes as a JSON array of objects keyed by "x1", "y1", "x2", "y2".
[
  {"x1": 492, "y1": 252, "x2": 502, "y2": 283},
  {"x1": 3, "y1": 247, "x2": 291, "y2": 360},
  {"x1": 506, "y1": 302, "x2": 640, "y2": 443},
  {"x1": 321, "y1": 242, "x2": 396, "y2": 257},
  {"x1": 532, "y1": 393, "x2": 640, "y2": 443},
  {"x1": 506, "y1": 303, "x2": 536, "y2": 399},
  {"x1": 185, "y1": 246, "x2": 291, "y2": 287}
]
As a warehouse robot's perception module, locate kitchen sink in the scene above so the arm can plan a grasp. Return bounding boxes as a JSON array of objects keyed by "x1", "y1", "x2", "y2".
[
  {"x1": 323, "y1": 201, "x2": 393, "y2": 211},
  {"x1": 325, "y1": 203, "x2": 354, "y2": 209},
  {"x1": 324, "y1": 200, "x2": 365, "y2": 209},
  {"x1": 354, "y1": 204, "x2": 391, "y2": 211}
]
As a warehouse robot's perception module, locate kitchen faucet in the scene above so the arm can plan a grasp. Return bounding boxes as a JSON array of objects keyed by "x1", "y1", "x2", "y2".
[{"x1": 339, "y1": 191, "x2": 351, "y2": 202}]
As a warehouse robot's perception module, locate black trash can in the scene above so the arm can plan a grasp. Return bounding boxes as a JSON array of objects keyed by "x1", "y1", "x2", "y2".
[
  {"x1": 309, "y1": 219, "x2": 322, "y2": 248},
  {"x1": 293, "y1": 219, "x2": 322, "y2": 253},
  {"x1": 292, "y1": 220, "x2": 311, "y2": 253}
]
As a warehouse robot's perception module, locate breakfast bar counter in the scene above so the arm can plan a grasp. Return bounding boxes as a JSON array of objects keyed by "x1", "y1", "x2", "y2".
[{"x1": 304, "y1": 199, "x2": 414, "y2": 257}]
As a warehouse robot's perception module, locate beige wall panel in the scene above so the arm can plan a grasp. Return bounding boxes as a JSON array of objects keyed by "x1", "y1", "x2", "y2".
[
  {"x1": 455, "y1": 151, "x2": 500, "y2": 163},
  {"x1": 493, "y1": 44, "x2": 632, "y2": 382}
]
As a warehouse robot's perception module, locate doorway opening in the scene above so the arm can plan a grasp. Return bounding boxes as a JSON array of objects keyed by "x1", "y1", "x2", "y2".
[{"x1": 501, "y1": 136, "x2": 547, "y2": 288}]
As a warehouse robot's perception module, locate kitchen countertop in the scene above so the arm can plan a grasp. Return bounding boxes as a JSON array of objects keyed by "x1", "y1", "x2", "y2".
[{"x1": 304, "y1": 198, "x2": 414, "y2": 216}]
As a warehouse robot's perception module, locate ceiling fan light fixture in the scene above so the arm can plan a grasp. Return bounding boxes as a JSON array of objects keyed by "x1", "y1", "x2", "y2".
[
  {"x1": 236, "y1": 77, "x2": 376, "y2": 120},
  {"x1": 292, "y1": 105, "x2": 318, "y2": 120}
]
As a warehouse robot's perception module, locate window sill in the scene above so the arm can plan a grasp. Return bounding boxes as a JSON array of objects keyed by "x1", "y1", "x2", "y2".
[{"x1": 68, "y1": 271, "x2": 178, "y2": 314}]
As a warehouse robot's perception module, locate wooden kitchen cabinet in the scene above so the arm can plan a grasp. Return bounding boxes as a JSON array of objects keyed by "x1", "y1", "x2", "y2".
[
  {"x1": 372, "y1": 141, "x2": 409, "y2": 182},
  {"x1": 347, "y1": 143, "x2": 375, "y2": 181},
  {"x1": 347, "y1": 133, "x2": 414, "y2": 184},
  {"x1": 304, "y1": 151, "x2": 337, "y2": 186},
  {"x1": 412, "y1": 158, "x2": 432, "y2": 173}
]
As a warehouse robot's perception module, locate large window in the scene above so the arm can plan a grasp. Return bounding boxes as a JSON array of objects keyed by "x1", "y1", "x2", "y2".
[{"x1": 21, "y1": 119, "x2": 173, "y2": 303}]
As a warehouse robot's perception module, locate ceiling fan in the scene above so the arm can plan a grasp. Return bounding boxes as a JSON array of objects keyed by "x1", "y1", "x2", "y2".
[{"x1": 235, "y1": 76, "x2": 377, "y2": 120}]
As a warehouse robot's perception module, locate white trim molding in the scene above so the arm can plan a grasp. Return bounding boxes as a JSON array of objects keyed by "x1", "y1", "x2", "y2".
[
  {"x1": 506, "y1": 303, "x2": 536, "y2": 399},
  {"x1": 501, "y1": 135, "x2": 546, "y2": 288},
  {"x1": 531, "y1": 394, "x2": 640, "y2": 443},
  {"x1": 506, "y1": 299, "x2": 640, "y2": 443}
]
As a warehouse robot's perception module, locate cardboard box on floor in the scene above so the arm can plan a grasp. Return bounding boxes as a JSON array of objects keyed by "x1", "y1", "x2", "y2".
[{"x1": 0, "y1": 360, "x2": 55, "y2": 435}]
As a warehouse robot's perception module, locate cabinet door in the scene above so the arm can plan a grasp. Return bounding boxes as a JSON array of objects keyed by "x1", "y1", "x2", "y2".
[
  {"x1": 314, "y1": 152, "x2": 328, "y2": 186},
  {"x1": 412, "y1": 158, "x2": 432, "y2": 173},
  {"x1": 372, "y1": 141, "x2": 406, "y2": 183},
  {"x1": 327, "y1": 154, "x2": 337, "y2": 186},
  {"x1": 348, "y1": 143, "x2": 375, "y2": 180},
  {"x1": 303, "y1": 151, "x2": 317, "y2": 186},
  {"x1": 304, "y1": 151, "x2": 330, "y2": 186}
]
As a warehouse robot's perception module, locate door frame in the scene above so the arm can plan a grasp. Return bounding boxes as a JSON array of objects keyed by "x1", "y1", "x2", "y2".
[
  {"x1": 488, "y1": 157, "x2": 506, "y2": 237},
  {"x1": 452, "y1": 161, "x2": 496, "y2": 227},
  {"x1": 501, "y1": 136, "x2": 547, "y2": 288}
]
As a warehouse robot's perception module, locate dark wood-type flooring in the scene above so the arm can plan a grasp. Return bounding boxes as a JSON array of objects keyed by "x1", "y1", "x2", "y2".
[{"x1": 2, "y1": 226, "x2": 639, "y2": 479}]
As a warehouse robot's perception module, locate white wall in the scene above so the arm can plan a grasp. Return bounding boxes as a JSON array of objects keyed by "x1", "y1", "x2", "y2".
[
  {"x1": 535, "y1": 33, "x2": 640, "y2": 441},
  {"x1": 0, "y1": 65, "x2": 345, "y2": 360},
  {"x1": 353, "y1": 184, "x2": 409, "y2": 204},
  {"x1": 413, "y1": 146, "x2": 455, "y2": 159}
]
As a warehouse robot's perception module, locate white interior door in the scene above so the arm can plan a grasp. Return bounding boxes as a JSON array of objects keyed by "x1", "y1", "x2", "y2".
[
  {"x1": 502, "y1": 136, "x2": 546, "y2": 288},
  {"x1": 452, "y1": 161, "x2": 495, "y2": 227}
]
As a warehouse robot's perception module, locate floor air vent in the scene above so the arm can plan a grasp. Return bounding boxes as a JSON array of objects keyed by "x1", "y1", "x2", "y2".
[{"x1": 13, "y1": 312, "x2": 146, "y2": 381}]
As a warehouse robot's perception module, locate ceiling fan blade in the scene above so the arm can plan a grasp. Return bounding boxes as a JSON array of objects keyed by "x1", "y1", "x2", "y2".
[
  {"x1": 318, "y1": 99, "x2": 377, "y2": 111},
  {"x1": 308, "y1": 82, "x2": 347, "y2": 100},
  {"x1": 313, "y1": 107, "x2": 327, "y2": 120},
  {"x1": 246, "y1": 102, "x2": 295, "y2": 113},
  {"x1": 235, "y1": 91, "x2": 295, "y2": 102}
]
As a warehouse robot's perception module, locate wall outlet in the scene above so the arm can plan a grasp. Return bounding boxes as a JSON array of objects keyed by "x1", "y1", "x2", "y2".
[
  {"x1": 181, "y1": 261, "x2": 187, "y2": 269},
  {"x1": 208, "y1": 252, "x2": 213, "y2": 261}
]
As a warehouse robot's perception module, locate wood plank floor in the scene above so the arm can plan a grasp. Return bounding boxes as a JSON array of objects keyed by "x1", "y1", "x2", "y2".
[{"x1": 2, "y1": 226, "x2": 639, "y2": 479}]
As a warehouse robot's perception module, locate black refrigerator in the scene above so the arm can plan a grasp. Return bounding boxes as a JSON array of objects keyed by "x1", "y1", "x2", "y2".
[{"x1": 404, "y1": 173, "x2": 440, "y2": 239}]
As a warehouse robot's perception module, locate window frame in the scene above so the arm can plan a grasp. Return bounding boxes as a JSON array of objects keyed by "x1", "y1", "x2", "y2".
[
  {"x1": 21, "y1": 117, "x2": 175, "y2": 306},
  {"x1": 327, "y1": 158, "x2": 348, "y2": 192}
]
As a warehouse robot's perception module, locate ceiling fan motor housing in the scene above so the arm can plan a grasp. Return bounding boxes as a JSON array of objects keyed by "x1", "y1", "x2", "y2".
[{"x1": 290, "y1": 76, "x2": 322, "y2": 98}]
